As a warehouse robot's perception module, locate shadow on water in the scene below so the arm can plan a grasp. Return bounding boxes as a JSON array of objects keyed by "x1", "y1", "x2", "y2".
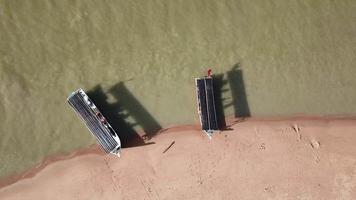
[
  {"x1": 86, "y1": 83, "x2": 160, "y2": 148},
  {"x1": 227, "y1": 63, "x2": 250, "y2": 118},
  {"x1": 109, "y1": 82, "x2": 162, "y2": 139},
  {"x1": 212, "y1": 73, "x2": 229, "y2": 130},
  {"x1": 212, "y1": 63, "x2": 250, "y2": 129},
  {"x1": 86, "y1": 64, "x2": 247, "y2": 146}
]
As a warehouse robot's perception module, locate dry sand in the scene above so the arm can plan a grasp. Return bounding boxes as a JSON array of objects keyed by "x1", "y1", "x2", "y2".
[{"x1": 1, "y1": 117, "x2": 356, "y2": 199}]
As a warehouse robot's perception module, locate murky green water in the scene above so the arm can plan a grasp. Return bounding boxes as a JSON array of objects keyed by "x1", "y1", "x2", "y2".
[{"x1": 1, "y1": 0, "x2": 356, "y2": 178}]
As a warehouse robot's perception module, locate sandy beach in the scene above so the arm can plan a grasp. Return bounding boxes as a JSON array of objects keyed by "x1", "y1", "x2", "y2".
[{"x1": 0, "y1": 117, "x2": 355, "y2": 199}]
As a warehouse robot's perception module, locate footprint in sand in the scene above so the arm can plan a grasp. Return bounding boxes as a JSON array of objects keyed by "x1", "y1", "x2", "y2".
[
  {"x1": 310, "y1": 140, "x2": 320, "y2": 149},
  {"x1": 291, "y1": 124, "x2": 302, "y2": 141},
  {"x1": 259, "y1": 143, "x2": 266, "y2": 150},
  {"x1": 292, "y1": 124, "x2": 300, "y2": 133}
]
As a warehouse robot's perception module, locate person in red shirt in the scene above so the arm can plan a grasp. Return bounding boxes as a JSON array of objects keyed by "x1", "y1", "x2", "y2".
[{"x1": 207, "y1": 68, "x2": 212, "y2": 77}]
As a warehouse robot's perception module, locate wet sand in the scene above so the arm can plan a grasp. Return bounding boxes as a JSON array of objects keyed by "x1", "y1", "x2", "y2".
[{"x1": 1, "y1": 117, "x2": 356, "y2": 199}]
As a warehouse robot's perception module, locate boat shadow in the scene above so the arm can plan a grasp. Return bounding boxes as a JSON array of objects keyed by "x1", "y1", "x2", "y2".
[
  {"x1": 86, "y1": 64, "x2": 248, "y2": 146},
  {"x1": 109, "y1": 82, "x2": 162, "y2": 140},
  {"x1": 213, "y1": 63, "x2": 250, "y2": 130},
  {"x1": 227, "y1": 63, "x2": 250, "y2": 118},
  {"x1": 86, "y1": 83, "x2": 161, "y2": 148}
]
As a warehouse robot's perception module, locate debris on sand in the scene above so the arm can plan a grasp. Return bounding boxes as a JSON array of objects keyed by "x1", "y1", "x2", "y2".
[{"x1": 163, "y1": 141, "x2": 175, "y2": 153}]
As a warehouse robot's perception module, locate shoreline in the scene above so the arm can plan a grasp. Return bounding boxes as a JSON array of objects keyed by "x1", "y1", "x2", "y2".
[
  {"x1": 1, "y1": 115, "x2": 356, "y2": 194},
  {"x1": 1, "y1": 115, "x2": 356, "y2": 189},
  {"x1": 0, "y1": 144, "x2": 105, "y2": 189}
]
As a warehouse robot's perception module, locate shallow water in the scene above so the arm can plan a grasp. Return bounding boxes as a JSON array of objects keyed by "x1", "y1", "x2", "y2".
[{"x1": 1, "y1": 0, "x2": 356, "y2": 178}]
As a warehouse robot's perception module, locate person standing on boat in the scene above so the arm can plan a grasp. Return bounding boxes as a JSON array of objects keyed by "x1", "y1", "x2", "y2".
[{"x1": 207, "y1": 68, "x2": 212, "y2": 77}]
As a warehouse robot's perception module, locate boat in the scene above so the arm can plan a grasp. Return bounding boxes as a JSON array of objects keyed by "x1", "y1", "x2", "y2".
[
  {"x1": 195, "y1": 69, "x2": 219, "y2": 138},
  {"x1": 67, "y1": 89, "x2": 122, "y2": 156}
]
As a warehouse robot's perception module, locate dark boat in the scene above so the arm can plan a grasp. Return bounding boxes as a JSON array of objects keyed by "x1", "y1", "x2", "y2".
[
  {"x1": 195, "y1": 70, "x2": 219, "y2": 138},
  {"x1": 67, "y1": 89, "x2": 121, "y2": 156}
]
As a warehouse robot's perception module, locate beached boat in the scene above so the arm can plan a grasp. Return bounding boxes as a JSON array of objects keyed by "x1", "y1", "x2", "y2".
[
  {"x1": 67, "y1": 89, "x2": 121, "y2": 156},
  {"x1": 195, "y1": 70, "x2": 219, "y2": 138}
]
